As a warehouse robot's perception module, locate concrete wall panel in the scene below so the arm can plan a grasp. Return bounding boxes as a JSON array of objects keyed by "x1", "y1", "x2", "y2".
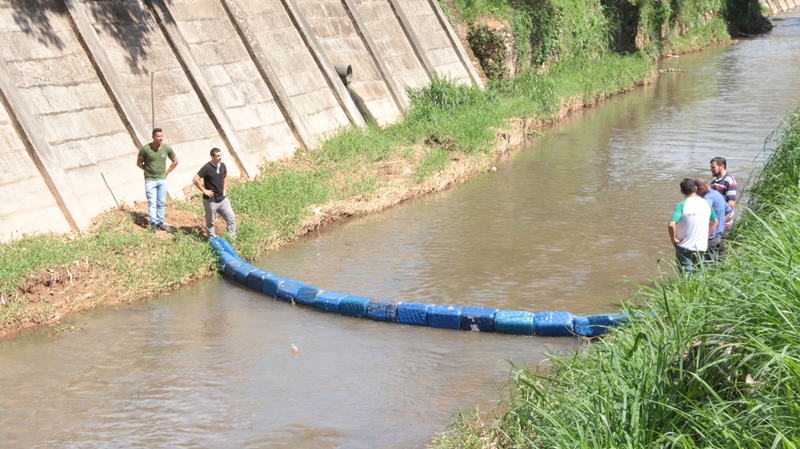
[
  {"x1": 236, "y1": 0, "x2": 352, "y2": 146},
  {"x1": 296, "y1": 0, "x2": 401, "y2": 125},
  {"x1": 350, "y1": 0, "x2": 430, "y2": 100},
  {"x1": 397, "y1": 0, "x2": 474, "y2": 84},
  {"x1": 0, "y1": 104, "x2": 70, "y2": 242}
]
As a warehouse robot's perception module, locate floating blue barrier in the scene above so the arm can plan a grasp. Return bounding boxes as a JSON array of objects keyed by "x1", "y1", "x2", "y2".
[
  {"x1": 367, "y1": 300, "x2": 399, "y2": 322},
  {"x1": 208, "y1": 242, "x2": 628, "y2": 338},
  {"x1": 494, "y1": 310, "x2": 536, "y2": 335},
  {"x1": 427, "y1": 305, "x2": 462, "y2": 329},
  {"x1": 316, "y1": 291, "x2": 348, "y2": 313},
  {"x1": 573, "y1": 313, "x2": 628, "y2": 337},
  {"x1": 295, "y1": 285, "x2": 323, "y2": 308},
  {"x1": 339, "y1": 295, "x2": 371, "y2": 317},
  {"x1": 276, "y1": 279, "x2": 305, "y2": 303},
  {"x1": 534, "y1": 311, "x2": 575, "y2": 337},
  {"x1": 460, "y1": 306, "x2": 497, "y2": 332},
  {"x1": 396, "y1": 302, "x2": 431, "y2": 326}
]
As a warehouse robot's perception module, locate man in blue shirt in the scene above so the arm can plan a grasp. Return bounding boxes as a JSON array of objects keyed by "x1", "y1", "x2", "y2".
[{"x1": 695, "y1": 178, "x2": 731, "y2": 261}]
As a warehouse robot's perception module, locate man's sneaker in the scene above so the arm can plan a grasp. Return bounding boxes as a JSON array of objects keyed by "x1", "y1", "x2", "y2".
[
  {"x1": 150, "y1": 223, "x2": 157, "y2": 232},
  {"x1": 157, "y1": 222, "x2": 169, "y2": 231}
]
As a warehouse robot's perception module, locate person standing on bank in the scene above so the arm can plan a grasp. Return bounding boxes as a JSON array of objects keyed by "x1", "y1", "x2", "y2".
[
  {"x1": 709, "y1": 157, "x2": 736, "y2": 256},
  {"x1": 668, "y1": 178, "x2": 717, "y2": 274},
  {"x1": 137, "y1": 128, "x2": 179, "y2": 232},
  {"x1": 695, "y1": 178, "x2": 731, "y2": 261},
  {"x1": 709, "y1": 157, "x2": 736, "y2": 226},
  {"x1": 193, "y1": 148, "x2": 237, "y2": 240}
]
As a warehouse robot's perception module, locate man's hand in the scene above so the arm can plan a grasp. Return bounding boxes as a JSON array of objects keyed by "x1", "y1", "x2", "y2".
[{"x1": 668, "y1": 221, "x2": 680, "y2": 247}]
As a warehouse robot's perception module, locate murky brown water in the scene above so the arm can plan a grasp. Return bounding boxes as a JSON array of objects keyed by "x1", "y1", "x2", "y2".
[{"x1": 2, "y1": 11, "x2": 800, "y2": 449}]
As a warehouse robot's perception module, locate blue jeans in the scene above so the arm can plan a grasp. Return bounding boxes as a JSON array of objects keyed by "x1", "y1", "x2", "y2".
[{"x1": 144, "y1": 179, "x2": 168, "y2": 225}]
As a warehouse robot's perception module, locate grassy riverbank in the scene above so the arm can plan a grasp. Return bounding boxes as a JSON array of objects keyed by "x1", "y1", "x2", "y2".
[{"x1": 431, "y1": 107, "x2": 800, "y2": 447}]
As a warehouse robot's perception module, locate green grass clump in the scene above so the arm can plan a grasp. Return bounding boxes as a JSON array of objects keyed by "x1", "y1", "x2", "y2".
[{"x1": 432, "y1": 107, "x2": 800, "y2": 448}]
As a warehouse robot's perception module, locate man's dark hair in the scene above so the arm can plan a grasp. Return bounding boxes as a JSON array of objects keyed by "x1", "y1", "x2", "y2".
[
  {"x1": 680, "y1": 178, "x2": 696, "y2": 195},
  {"x1": 210, "y1": 147, "x2": 221, "y2": 156},
  {"x1": 710, "y1": 156, "x2": 727, "y2": 168},
  {"x1": 152, "y1": 127, "x2": 162, "y2": 136}
]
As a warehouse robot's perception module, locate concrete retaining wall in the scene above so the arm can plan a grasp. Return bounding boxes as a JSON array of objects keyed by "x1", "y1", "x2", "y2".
[
  {"x1": 761, "y1": 0, "x2": 799, "y2": 13},
  {"x1": 0, "y1": 0, "x2": 480, "y2": 241}
]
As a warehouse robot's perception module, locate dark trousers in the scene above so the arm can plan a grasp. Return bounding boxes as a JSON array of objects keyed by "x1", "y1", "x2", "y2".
[
  {"x1": 705, "y1": 234, "x2": 722, "y2": 262},
  {"x1": 676, "y1": 246, "x2": 703, "y2": 275}
]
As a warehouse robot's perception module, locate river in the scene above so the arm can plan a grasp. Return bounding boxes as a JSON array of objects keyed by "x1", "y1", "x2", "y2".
[{"x1": 2, "y1": 10, "x2": 800, "y2": 449}]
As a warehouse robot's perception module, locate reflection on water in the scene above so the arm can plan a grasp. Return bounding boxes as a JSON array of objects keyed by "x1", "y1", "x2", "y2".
[{"x1": 2, "y1": 12, "x2": 800, "y2": 449}]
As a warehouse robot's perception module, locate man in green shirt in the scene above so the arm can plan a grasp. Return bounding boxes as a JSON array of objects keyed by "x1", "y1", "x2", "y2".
[{"x1": 136, "y1": 128, "x2": 179, "y2": 232}]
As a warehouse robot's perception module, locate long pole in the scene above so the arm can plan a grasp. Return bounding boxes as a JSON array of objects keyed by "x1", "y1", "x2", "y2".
[{"x1": 101, "y1": 172, "x2": 120, "y2": 209}]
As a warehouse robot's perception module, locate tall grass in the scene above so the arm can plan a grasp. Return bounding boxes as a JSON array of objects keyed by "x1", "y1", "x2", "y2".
[{"x1": 432, "y1": 107, "x2": 800, "y2": 447}]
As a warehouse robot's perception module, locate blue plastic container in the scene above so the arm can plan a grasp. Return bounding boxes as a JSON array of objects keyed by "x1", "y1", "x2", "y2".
[
  {"x1": 295, "y1": 285, "x2": 323, "y2": 308},
  {"x1": 459, "y1": 306, "x2": 497, "y2": 332},
  {"x1": 209, "y1": 237, "x2": 227, "y2": 256},
  {"x1": 231, "y1": 263, "x2": 257, "y2": 285},
  {"x1": 246, "y1": 269, "x2": 273, "y2": 293},
  {"x1": 396, "y1": 302, "x2": 431, "y2": 326},
  {"x1": 494, "y1": 310, "x2": 535, "y2": 335},
  {"x1": 216, "y1": 237, "x2": 239, "y2": 258},
  {"x1": 259, "y1": 274, "x2": 290, "y2": 298},
  {"x1": 316, "y1": 291, "x2": 348, "y2": 313},
  {"x1": 276, "y1": 279, "x2": 305, "y2": 303},
  {"x1": 534, "y1": 311, "x2": 575, "y2": 337},
  {"x1": 339, "y1": 295, "x2": 371, "y2": 317},
  {"x1": 573, "y1": 313, "x2": 628, "y2": 337},
  {"x1": 218, "y1": 251, "x2": 240, "y2": 271},
  {"x1": 366, "y1": 300, "x2": 399, "y2": 322},
  {"x1": 223, "y1": 259, "x2": 255, "y2": 282},
  {"x1": 426, "y1": 305, "x2": 462, "y2": 329}
]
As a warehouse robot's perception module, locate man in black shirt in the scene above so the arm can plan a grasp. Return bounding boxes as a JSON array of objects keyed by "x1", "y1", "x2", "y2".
[{"x1": 193, "y1": 148, "x2": 237, "y2": 240}]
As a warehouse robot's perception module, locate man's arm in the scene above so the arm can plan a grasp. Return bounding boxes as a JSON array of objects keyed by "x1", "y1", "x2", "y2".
[
  {"x1": 726, "y1": 184, "x2": 736, "y2": 209},
  {"x1": 709, "y1": 219, "x2": 718, "y2": 238},
  {"x1": 223, "y1": 173, "x2": 228, "y2": 196},
  {"x1": 193, "y1": 173, "x2": 212, "y2": 197},
  {"x1": 166, "y1": 156, "x2": 179, "y2": 176},
  {"x1": 668, "y1": 221, "x2": 680, "y2": 247},
  {"x1": 137, "y1": 156, "x2": 145, "y2": 170}
]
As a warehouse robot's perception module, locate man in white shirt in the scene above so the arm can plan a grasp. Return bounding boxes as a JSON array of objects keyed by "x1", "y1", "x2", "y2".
[{"x1": 668, "y1": 178, "x2": 717, "y2": 274}]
